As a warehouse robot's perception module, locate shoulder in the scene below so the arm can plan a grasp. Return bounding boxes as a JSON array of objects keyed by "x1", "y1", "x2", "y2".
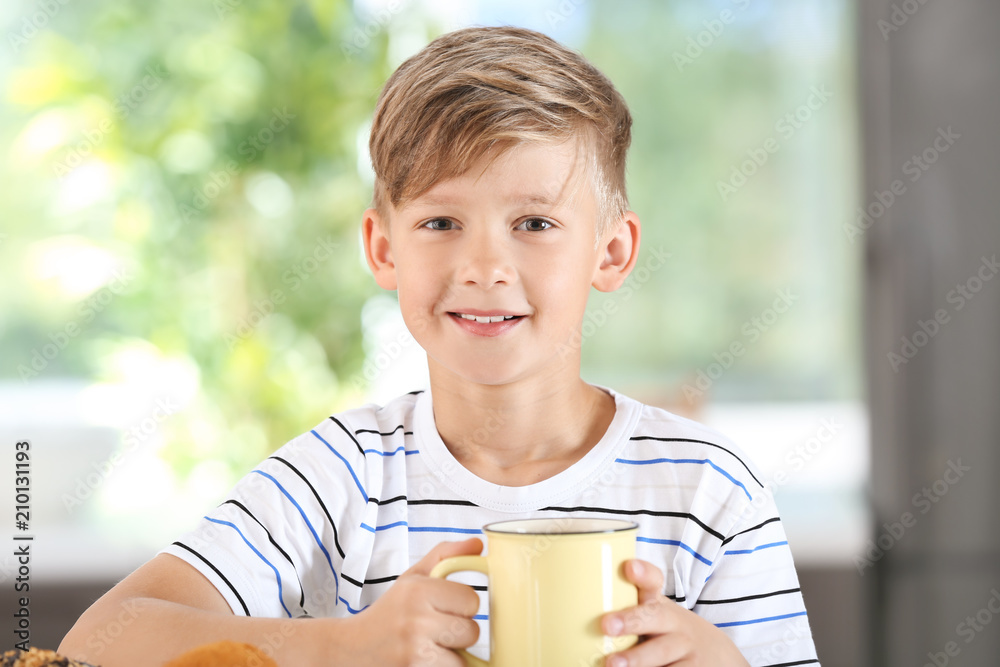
[
  {"x1": 613, "y1": 393, "x2": 767, "y2": 522},
  {"x1": 623, "y1": 395, "x2": 764, "y2": 482},
  {"x1": 286, "y1": 390, "x2": 424, "y2": 456},
  {"x1": 261, "y1": 391, "x2": 424, "y2": 488}
]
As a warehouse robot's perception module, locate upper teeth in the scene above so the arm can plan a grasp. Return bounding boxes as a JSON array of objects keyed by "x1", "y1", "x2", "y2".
[{"x1": 457, "y1": 313, "x2": 517, "y2": 323}]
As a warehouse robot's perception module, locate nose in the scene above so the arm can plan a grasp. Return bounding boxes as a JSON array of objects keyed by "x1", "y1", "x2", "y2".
[{"x1": 455, "y1": 228, "x2": 517, "y2": 288}]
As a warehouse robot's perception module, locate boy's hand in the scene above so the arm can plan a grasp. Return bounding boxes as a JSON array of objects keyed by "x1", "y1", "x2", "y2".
[
  {"x1": 339, "y1": 538, "x2": 484, "y2": 667},
  {"x1": 601, "y1": 560, "x2": 750, "y2": 667}
]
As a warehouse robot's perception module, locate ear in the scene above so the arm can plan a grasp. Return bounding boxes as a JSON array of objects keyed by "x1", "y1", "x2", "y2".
[
  {"x1": 361, "y1": 207, "x2": 398, "y2": 290},
  {"x1": 592, "y1": 211, "x2": 641, "y2": 292}
]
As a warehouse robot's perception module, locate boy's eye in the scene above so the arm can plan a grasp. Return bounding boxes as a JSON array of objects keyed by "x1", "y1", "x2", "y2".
[
  {"x1": 422, "y1": 218, "x2": 456, "y2": 231},
  {"x1": 421, "y1": 218, "x2": 552, "y2": 231},
  {"x1": 518, "y1": 217, "x2": 553, "y2": 232}
]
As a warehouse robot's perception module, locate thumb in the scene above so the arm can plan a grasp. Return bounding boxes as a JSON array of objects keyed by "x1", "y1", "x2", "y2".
[{"x1": 407, "y1": 537, "x2": 483, "y2": 576}]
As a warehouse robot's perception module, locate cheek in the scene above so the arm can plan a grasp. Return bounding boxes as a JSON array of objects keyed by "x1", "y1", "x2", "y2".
[
  {"x1": 542, "y1": 248, "x2": 597, "y2": 293},
  {"x1": 535, "y1": 259, "x2": 593, "y2": 318}
]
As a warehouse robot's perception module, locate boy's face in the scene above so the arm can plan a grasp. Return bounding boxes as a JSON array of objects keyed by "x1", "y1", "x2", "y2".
[{"x1": 362, "y1": 139, "x2": 639, "y2": 388}]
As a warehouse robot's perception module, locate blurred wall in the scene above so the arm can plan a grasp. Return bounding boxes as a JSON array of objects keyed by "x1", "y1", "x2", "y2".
[{"x1": 861, "y1": 0, "x2": 1000, "y2": 664}]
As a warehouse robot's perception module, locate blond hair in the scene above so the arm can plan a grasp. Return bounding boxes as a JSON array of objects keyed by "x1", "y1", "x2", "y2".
[{"x1": 368, "y1": 26, "x2": 632, "y2": 240}]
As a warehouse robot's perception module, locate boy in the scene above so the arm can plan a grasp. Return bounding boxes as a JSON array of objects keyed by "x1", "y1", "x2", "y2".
[{"x1": 60, "y1": 26, "x2": 819, "y2": 667}]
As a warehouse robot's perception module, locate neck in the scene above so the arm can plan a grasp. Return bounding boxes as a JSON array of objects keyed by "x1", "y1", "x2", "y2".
[{"x1": 426, "y1": 365, "x2": 616, "y2": 484}]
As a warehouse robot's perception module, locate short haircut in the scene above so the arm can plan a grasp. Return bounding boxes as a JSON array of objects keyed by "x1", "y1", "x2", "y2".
[{"x1": 368, "y1": 25, "x2": 633, "y2": 240}]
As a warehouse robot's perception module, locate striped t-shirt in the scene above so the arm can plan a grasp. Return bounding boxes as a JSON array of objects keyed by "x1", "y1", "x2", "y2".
[{"x1": 160, "y1": 385, "x2": 819, "y2": 666}]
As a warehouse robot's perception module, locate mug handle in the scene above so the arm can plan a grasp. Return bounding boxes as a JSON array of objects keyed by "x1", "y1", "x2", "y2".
[{"x1": 429, "y1": 556, "x2": 490, "y2": 667}]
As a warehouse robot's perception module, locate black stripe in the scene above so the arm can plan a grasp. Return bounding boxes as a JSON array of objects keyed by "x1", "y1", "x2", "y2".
[
  {"x1": 327, "y1": 415, "x2": 366, "y2": 457},
  {"x1": 696, "y1": 587, "x2": 801, "y2": 606},
  {"x1": 722, "y1": 517, "x2": 781, "y2": 545},
  {"x1": 371, "y1": 495, "x2": 408, "y2": 506},
  {"x1": 629, "y1": 436, "x2": 763, "y2": 488},
  {"x1": 407, "y1": 389, "x2": 424, "y2": 395},
  {"x1": 270, "y1": 456, "x2": 346, "y2": 560},
  {"x1": 355, "y1": 425, "x2": 412, "y2": 437},
  {"x1": 342, "y1": 573, "x2": 401, "y2": 587},
  {"x1": 408, "y1": 498, "x2": 479, "y2": 507},
  {"x1": 366, "y1": 495, "x2": 478, "y2": 506},
  {"x1": 340, "y1": 572, "x2": 401, "y2": 587},
  {"x1": 311, "y1": 569, "x2": 398, "y2": 589},
  {"x1": 764, "y1": 660, "x2": 818, "y2": 667},
  {"x1": 667, "y1": 594, "x2": 687, "y2": 603},
  {"x1": 540, "y1": 505, "x2": 725, "y2": 542},
  {"x1": 172, "y1": 541, "x2": 250, "y2": 616},
  {"x1": 223, "y1": 500, "x2": 306, "y2": 611}
]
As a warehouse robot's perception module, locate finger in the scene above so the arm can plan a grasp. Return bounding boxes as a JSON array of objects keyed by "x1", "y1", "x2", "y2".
[
  {"x1": 429, "y1": 612, "x2": 481, "y2": 649},
  {"x1": 606, "y1": 635, "x2": 687, "y2": 667},
  {"x1": 623, "y1": 559, "x2": 664, "y2": 604},
  {"x1": 602, "y1": 599, "x2": 668, "y2": 639},
  {"x1": 412, "y1": 642, "x2": 468, "y2": 667},
  {"x1": 425, "y1": 577, "x2": 483, "y2": 617},
  {"x1": 408, "y1": 538, "x2": 484, "y2": 576}
]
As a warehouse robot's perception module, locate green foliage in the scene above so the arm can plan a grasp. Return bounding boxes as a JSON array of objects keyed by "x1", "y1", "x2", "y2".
[
  {"x1": 1, "y1": 0, "x2": 859, "y2": 491},
  {"x1": 2, "y1": 0, "x2": 403, "y2": 477}
]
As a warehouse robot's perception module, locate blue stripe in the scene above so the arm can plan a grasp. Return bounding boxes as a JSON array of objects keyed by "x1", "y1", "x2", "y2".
[
  {"x1": 312, "y1": 429, "x2": 368, "y2": 500},
  {"x1": 408, "y1": 526, "x2": 484, "y2": 535},
  {"x1": 363, "y1": 446, "x2": 420, "y2": 457},
  {"x1": 615, "y1": 457, "x2": 752, "y2": 500},
  {"x1": 338, "y1": 597, "x2": 368, "y2": 614},
  {"x1": 251, "y1": 469, "x2": 340, "y2": 601},
  {"x1": 636, "y1": 536, "x2": 713, "y2": 566},
  {"x1": 204, "y1": 516, "x2": 292, "y2": 618},
  {"x1": 361, "y1": 521, "x2": 409, "y2": 532},
  {"x1": 724, "y1": 540, "x2": 788, "y2": 556},
  {"x1": 474, "y1": 614, "x2": 489, "y2": 621},
  {"x1": 716, "y1": 610, "x2": 808, "y2": 628}
]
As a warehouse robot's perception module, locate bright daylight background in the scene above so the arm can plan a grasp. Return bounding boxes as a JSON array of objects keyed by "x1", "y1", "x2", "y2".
[{"x1": 0, "y1": 0, "x2": 864, "y2": 637}]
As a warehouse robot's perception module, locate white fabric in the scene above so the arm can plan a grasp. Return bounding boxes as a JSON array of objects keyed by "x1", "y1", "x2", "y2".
[{"x1": 160, "y1": 385, "x2": 819, "y2": 666}]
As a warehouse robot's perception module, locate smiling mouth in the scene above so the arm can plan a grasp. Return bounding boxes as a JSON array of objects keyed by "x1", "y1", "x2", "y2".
[{"x1": 450, "y1": 313, "x2": 525, "y2": 323}]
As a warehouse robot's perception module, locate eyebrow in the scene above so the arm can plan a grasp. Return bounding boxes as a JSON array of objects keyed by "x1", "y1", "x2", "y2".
[{"x1": 414, "y1": 192, "x2": 561, "y2": 208}]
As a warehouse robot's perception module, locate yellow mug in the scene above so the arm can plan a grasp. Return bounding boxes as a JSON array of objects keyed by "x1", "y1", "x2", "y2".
[{"x1": 429, "y1": 517, "x2": 639, "y2": 667}]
